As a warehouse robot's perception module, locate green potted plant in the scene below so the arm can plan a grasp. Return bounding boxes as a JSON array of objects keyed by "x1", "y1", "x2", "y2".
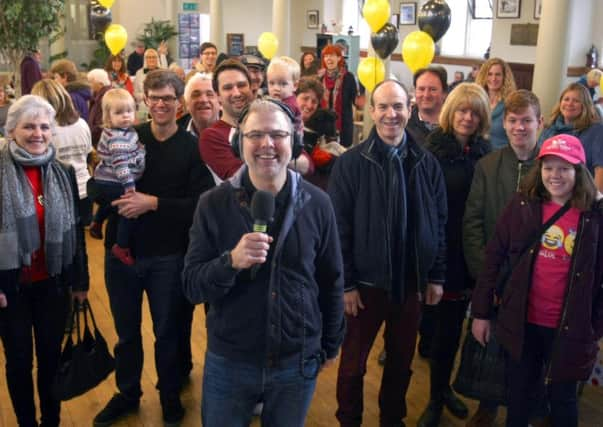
[{"x1": 137, "y1": 19, "x2": 178, "y2": 48}]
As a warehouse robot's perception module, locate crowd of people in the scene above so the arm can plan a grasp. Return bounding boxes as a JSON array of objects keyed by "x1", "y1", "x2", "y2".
[{"x1": 0, "y1": 36, "x2": 602, "y2": 427}]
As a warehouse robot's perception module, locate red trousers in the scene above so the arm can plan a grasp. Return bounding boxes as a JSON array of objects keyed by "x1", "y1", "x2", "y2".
[{"x1": 336, "y1": 286, "x2": 421, "y2": 427}]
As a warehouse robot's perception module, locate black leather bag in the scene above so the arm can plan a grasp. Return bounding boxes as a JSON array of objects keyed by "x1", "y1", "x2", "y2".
[
  {"x1": 53, "y1": 299, "x2": 115, "y2": 401},
  {"x1": 453, "y1": 317, "x2": 508, "y2": 404}
]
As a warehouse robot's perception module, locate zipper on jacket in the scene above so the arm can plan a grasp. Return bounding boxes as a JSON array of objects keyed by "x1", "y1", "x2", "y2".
[
  {"x1": 408, "y1": 156, "x2": 423, "y2": 293},
  {"x1": 543, "y1": 214, "x2": 584, "y2": 385},
  {"x1": 515, "y1": 162, "x2": 523, "y2": 191},
  {"x1": 361, "y1": 150, "x2": 392, "y2": 284}
]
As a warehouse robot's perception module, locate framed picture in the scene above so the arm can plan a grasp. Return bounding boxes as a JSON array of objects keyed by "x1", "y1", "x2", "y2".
[
  {"x1": 307, "y1": 10, "x2": 319, "y2": 29},
  {"x1": 496, "y1": 0, "x2": 521, "y2": 19},
  {"x1": 226, "y1": 33, "x2": 244, "y2": 56},
  {"x1": 534, "y1": 0, "x2": 542, "y2": 19},
  {"x1": 399, "y1": 2, "x2": 417, "y2": 26}
]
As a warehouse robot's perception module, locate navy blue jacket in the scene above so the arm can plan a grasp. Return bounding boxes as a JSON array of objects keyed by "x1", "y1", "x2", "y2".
[
  {"x1": 182, "y1": 168, "x2": 345, "y2": 366},
  {"x1": 328, "y1": 128, "x2": 447, "y2": 294}
]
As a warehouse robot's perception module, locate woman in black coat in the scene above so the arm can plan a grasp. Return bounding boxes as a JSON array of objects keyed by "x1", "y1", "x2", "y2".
[
  {"x1": 418, "y1": 83, "x2": 492, "y2": 427},
  {"x1": 297, "y1": 77, "x2": 340, "y2": 190}
]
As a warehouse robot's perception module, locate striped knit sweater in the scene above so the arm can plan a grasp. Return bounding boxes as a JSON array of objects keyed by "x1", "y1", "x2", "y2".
[{"x1": 93, "y1": 127, "x2": 145, "y2": 190}]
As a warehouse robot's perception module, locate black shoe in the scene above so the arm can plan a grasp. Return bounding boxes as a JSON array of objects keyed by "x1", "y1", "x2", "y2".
[
  {"x1": 443, "y1": 389, "x2": 468, "y2": 419},
  {"x1": 417, "y1": 400, "x2": 443, "y2": 427},
  {"x1": 378, "y1": 349, "x2": 386, "y2": 366},
  {"x1": 94, "y1": 393, "x2": 139, "y2": 426},
  {"x1": 161, "y1": 395, "x2": 184, "y2": 427},
  {"x1": 89, "y1": 221, "x2": 103, "y2": 239}
]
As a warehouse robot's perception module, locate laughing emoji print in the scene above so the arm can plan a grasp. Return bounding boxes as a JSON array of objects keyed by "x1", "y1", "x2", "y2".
[
  {"x1": 542, "y1": 225, "x2": 564, "y2": 250},
  {"x1": 564, "y1": 229, "x2": 576, "y2": 254}
]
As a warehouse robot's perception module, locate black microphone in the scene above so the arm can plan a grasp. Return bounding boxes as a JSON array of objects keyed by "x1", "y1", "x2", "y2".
[{"x1": 250, "y1": 190, "x2": 275, "y2": 278}]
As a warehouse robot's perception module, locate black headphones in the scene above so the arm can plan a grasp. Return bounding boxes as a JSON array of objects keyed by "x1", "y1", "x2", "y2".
[{"x1": 231, "y1": 98, "x2": 304, "y2": 159}]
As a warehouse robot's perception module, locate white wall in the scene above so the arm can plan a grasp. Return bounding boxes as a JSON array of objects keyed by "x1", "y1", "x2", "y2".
[
  {"x1": 112, "y1": 0, "x2": 176, "y2": 53},
  {"x1": 490, "y1": 0, "x2": 538, "y2": 63}
]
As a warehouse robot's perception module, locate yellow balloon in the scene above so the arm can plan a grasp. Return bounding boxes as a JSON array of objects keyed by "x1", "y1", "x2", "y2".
[
  {"x1": 104, "y1": 24, "x2": 128, "y2": 55},
  {"x1": 357, "y1": 57, "x2": 385, "y2": 93},
  {"x1": 258, "y1": 32, "x2": 279, "y2": 60},
  {"x1": 600, "y1": 75, "x2": 603, "y2": 94},
  {"x1": 402, "y1": 31, "x2": 435, "y2": 74},
  {"x1": 98, "y1": 0, "x2": 115, "y2": 8},
  {"x1": 363, "y1": 0, "x2": 391, "y2": 33}
]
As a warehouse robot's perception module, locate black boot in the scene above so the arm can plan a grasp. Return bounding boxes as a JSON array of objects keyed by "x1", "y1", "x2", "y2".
[
  {"x1": 442, "y1": 388, "x2": 468, "y2": 419},
  {"x1": 417, "y1": 400, "x2": 443, "y2": 427}
]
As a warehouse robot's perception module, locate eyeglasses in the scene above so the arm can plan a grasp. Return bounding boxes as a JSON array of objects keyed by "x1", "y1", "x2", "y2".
[
  {"x1": 243, "y1": 130, "x2": 291, "y2": 143},
  {"x1": 147, "y1": 95, "x2": 178, "y2": 105}
]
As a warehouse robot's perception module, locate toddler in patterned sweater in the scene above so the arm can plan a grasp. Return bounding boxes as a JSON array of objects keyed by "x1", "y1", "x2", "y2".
[{"x1": 90, "y1": 88, "x2": 145, "y2": 265}]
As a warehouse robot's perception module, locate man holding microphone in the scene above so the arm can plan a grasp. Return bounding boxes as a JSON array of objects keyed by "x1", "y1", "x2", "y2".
[{"x1": 182, "y1": 98, "x2": 345, "y2": 426}]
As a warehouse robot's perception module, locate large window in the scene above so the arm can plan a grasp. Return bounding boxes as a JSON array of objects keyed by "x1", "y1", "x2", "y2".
[
  {"x1": 342, "y1": 0, "x2": 371, "y2": 49},
  {"x1": 440, "y1": 0, "x2": 492, "y2": 58}
]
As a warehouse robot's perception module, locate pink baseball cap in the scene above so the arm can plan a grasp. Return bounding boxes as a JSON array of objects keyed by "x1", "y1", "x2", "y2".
[{"x1": 537, "y1": 134, "x2": 585, "y2": 165}]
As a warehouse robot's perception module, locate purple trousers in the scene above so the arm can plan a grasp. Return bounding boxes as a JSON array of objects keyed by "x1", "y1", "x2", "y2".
[{"x1": 336, "y1": 286, "x2": 421, "y2": 427}]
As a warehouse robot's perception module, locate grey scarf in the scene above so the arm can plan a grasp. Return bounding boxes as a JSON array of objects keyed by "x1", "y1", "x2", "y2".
[{"x1": 0, "y1": 140, "x2": 77, "y2": 276}]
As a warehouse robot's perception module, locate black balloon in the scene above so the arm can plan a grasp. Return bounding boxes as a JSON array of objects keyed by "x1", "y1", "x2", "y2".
[
  {"x1": 90, "y1": 3, "x2": 112, "y2": 39},
  {"x1": 370, "y1": 23, "x2": 400, "y2": 59},
  {"x1": 418, "y1": 0, "x2": 451, "y2": 43}
]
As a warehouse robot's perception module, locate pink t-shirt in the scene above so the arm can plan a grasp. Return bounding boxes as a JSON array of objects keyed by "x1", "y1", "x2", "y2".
[{"x1": 528, "y1": 201, "x2": 581, "y2": 328}]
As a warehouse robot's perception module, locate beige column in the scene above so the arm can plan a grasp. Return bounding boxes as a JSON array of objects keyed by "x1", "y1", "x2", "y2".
[
  {"x1": 272, "y1": 0, "x2": 290, "y2": 56},
  {"x1": 532, "y1": 0, "x2": 571, "y2": 116},
  {"x1": 209, "y1": 0, "x2": 224, "y2": 52},
  {"x1": 49, "y1": 16, "x2": 66, "y2": 62}
]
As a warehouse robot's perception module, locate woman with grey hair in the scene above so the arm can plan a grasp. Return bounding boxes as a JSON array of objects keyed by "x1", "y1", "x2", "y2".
[
  {"x1": 87, "y1": 68, "x2": 112, "y2": 146},
  {"x1": 0, "y1": 95, "x2": 89, "y2": 427}
]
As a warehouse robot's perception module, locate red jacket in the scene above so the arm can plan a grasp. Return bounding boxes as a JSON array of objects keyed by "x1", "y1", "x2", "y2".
[{"x1": 472, "y1": 193, "x2": 603, "y2": 382}]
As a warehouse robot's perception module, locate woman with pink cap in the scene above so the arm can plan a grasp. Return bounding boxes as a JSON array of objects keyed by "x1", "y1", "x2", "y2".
[{"x1": 471, "y1": 134, "x2": 603, "y2": 426}]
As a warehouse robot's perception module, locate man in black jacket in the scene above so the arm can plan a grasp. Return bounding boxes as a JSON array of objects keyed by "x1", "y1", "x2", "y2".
[
  {"x1": 91, "y1": 70, "x2": 214, "y2": 427},
  {"x1": 182, "y1": 99, "x2": 345, "y2": 427},
  {"x1": 406, "y1": 66, "x2": 447, "y2": 146},
  {"x1": 329, "y1": 79, "x2": 447, "y2": 427}
]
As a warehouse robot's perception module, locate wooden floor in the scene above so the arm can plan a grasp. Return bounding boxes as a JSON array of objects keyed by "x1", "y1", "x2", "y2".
[{"x1": 1, "y1": 233, "x2": 602, "y2": 426}]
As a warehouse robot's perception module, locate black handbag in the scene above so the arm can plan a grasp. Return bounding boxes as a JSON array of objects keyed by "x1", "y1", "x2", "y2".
[
  {"x1": 453, "y1": 201, "x2": 572, "y2": 403},
  {"x1": 53, "y1": 299, "x2": 115, "y2": 401},
  {"x1": 453, "y1": 317, "x2": 508, "y2": 403}
]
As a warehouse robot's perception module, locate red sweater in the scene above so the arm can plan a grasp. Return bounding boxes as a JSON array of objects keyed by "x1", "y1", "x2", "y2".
[
  {"x1": 20, "y1": 166, "x2": 49, "y2": 283},
  {"x1": 199, "y1": 120, "x2": 243, "y2": 180}
]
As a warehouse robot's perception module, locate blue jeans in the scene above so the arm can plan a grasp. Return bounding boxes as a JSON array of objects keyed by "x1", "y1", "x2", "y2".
[
  {"x1": 104, "y1": 250, "x2": 187, "y2": 399},
  {"x1": 201, "y1": 351, "x2": 319, "y2": 427}
]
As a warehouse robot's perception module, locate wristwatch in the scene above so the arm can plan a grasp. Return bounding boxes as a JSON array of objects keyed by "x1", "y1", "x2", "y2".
[{"x1": 219, "y1": 251, "x2": 235, "y2": 270}]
